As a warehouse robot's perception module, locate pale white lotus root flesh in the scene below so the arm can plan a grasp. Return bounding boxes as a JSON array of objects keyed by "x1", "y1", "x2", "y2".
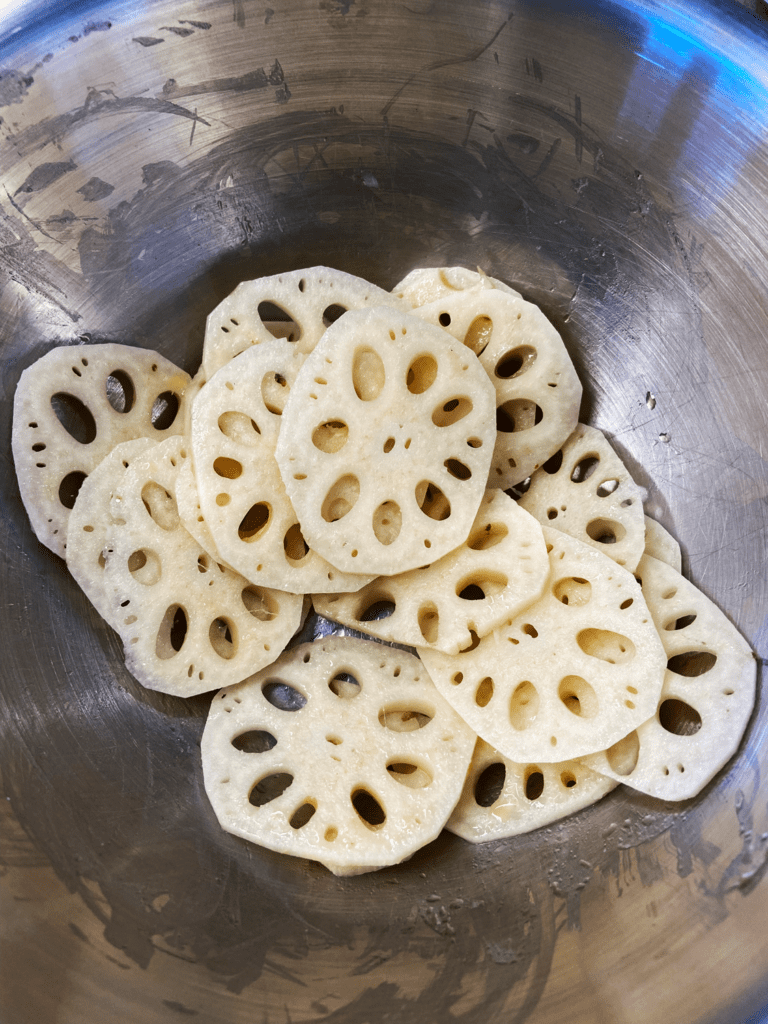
[
  {"x1": 201, "y1": 636, "x2": 477, "y2": 875},
  {"x1": 419, "y1": 527, "x2": 667, "y2": 763},
  {"x1": 175, "y1": 455, "x2": 225, "y2": 564},
  {"x1": 519, "y1": 423, "x2": 646, "y2": 572},
  {"x1": 275, "y1": 307, "x2": 497, "y2": 576},
  {"x1": 202, "y1": 266, "x2": 402, "y2": 378},
  {"x1": 66, "y1": 438, "x2": 156, "y2": 629},
  {"x1": 580, "y1": 554, "x2": 756, "y2": 801},
  {"x1": 446, "y1": 738, "x2": 617, "y2": 843},
  {"x1": 643, "y1": 515, "x2": 682, "y2": 572},
  {"x1": 191, "y1": 339, "x2": 373, "y2": 594},
  {"x1": 101, "y1": 436, "x2": 302, "y2": 696},
  {"x1": 392, "y1": 266, "x2": 521, "y2": 308},
  {"x1": 12, "y1": 344, "x2": 190, "y2": 557},
  {"x1": 314, "y1": 490, "x2": 549, "y2": 654},
  {"x1": 411, "y1": 289, "x2": 581, "y2": 489}
]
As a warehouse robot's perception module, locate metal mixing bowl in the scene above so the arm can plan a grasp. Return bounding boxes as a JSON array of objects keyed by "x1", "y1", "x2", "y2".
[{"x1": 2, "y1": 1, "x2": 767, "y2": 1021}]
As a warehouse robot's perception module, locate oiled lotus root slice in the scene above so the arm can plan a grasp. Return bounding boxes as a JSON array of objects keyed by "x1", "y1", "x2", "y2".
[
  {"x1": 392, "y1": 266, "x2": 521, "y2": 308},
  {"x1": 519, "y1": 424, "x2": 645, "y2": 572},
  {"x1": 643, "y1": 515, "x2": 682, "y2": 572},
  {"x1": 202, "y1": 266, "x2": 402, "y2": 378},
  {"x1": 275, "y1": 307, "x2": 496, "y2": 576},
  {"x1": 102, "y1": 436, "x2": 302, "y2": 696},
  {"x1": 412, "y1": 290, "x2": 581, "y2": 489},
  {"x1": 419, "y1": 527, "x2": 666, "y2": 763},
  {"x1": 314, "y1": 490, "x2": 548, "y2": 654},
  {"x1": 192, "y1": 340, "x2": 373, "y2": 594},
  {"x1": 580, "y1": 555, "x2": 756, "y2": 801},
  {"x1": 12, "y1": 344, "x2": 190, "y2": 558},
  {"x1": 446, "y1": 738, "x2": 617, "y2": 842},
  {"x1": 66, "y1": 438, "x2": 156, "y2": 628},
  {"x1": 201, "y1": 636, "x2": 476, "y2": 875}
]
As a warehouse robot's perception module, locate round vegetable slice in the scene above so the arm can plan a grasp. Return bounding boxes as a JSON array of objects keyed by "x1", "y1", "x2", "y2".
[
  {"x1": 101, "y1": 436, "x2": 302, "y2": 696},
  {"x1": 392, "y1": 266, "x2": 521, "y2": 308},
  {"x1": 446, "y1": 738, "x2": 617, "y2": 842},
  {"x1": 412, "y1": 289, "x2": 581, "y2": 489},
  {"x1": 202, "y1": 266, "x2": 403, "y2": 378},
  {"x1": 191, "y1": 339, "x2": 374, "y2": 594},
  {"x1": 275, "y1": 307, "x2": 496, "y2": 575},
  {"x1": 419, "y1": 527, "x2": 667, "y2": 763},
  {"x1": 314, "y1": 490, "x2": 549, "y2": 654},
  {"x1": 580, "y1": 554, "x2": 756, "y2": 800},
  {"x1": 201, "y1": 636, "x2": 477, "y2": 875},
  {"x1": 519, "y1": 423, "x2": 646, "y2": 571},
  {"x1": 12, "y1": 343, "x2": 190, "y2": 557},
  {"x1": 643, "y1": 515, "x2": 682, "y2": 572}
]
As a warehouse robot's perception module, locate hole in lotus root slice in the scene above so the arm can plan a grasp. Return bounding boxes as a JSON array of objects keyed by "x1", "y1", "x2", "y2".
[
  {"x1": 658, "y1": 698, "x2": 703, "y2": 736},
  {"x1": 249, "y1": 772, "x2": 293, "y2": 807},
  {"x1": 238, "y1": 502, "x2": 271, "y2": 541},
  {"x1": 59, "y1": 471, "x2": 88, "y2": 510},
  {"x1": 456, "y1": 571, "x2": 508, "y2": 601},
  {"x1": 586, "y1": 518, "x2": 626, "y2": 546},
  {"x1": 290, "y1": 801, "x2": 317, "y2": 829},
  {"x1": 262, "y1": 680, "x2": 307, "y2": 711},
  {"x1": 431, "y1": 396, "x2": 473, "y2": 427},
  {"x1": 666, "y1": 651, "x2": 717, "y2": 676},
  {"x1": 258, "y1": 301, "x2": 301, "y2": 342},
  {"x1": 474, "y1": 762, "x2": 506, "y2": 807},
  {"x1": 406, "y1": 354, "x2": 438, "y2": 394},
  {"x1": 372, "y1": 500, "x2": 402, "y2": 545},
  {"x1": 358, "y1": 596, "x2": 396, "y2": 623},
  {"x1": 328, "y1": 672, "x2": 361, "y2": 698},
  {"x1": 463, "y1": 316, "x2": 493, "y2": 357},
  {"x1": 51, "y1": 393, "x2": 97, "y2": 444},
  {"x1": 552, "y1": 576, "x2": 592, "y2": 606},
  {"x1": 323, "y1": 303, "x2": 348, "y2": 327},
  {"x1": 386, "y1": 762, "x2": 433, "y2": 789},
  {"x1": 542, "y1": 450, "x2": 563, "y2": 474},
  {"x1": 312, "y1": 420, "x2": 349, "y2": 453},
  {"x1": 218, "y1": 411, "x2": 262, "y2": 445},
  {"x1": 261, "y1": 371, "x2": 289, "y2": 415},
  {"x1": 467, "y1": 521, "x2": 508, "y2": 550},
  {"x1": 156, "y1": 605, "x2": 188, "y2": 659},
  {"x1": 558, "y1": 676, "x2": 599, "y2": 718},
  {"x1": 321, "y1": 475, "x2": 360, "y2": 523},
  {"x1": 151, "y1": 391, "x2": 180, "y2": 431},
  {"x1": 510, "y1": 681, "x2": 539, "y2": 731},
  {"x1": 128, "y1": 548, "x2": 162, "y2": 586},
  {"x1": 283, "y1": 523, "x2": 310, "y2": 563},
  {"x1": 352, "y1": 348, "x2": 386, "y2": 401},
  {"x1": 605, "y1": 731, "x2": 641, "y2": 776},
  {"x1": 475, "y1": 677, "x2": 494, "y2": 707},
  {"x1": 560, "y1": 771, "x2": 577, "y2": 789},
  {"x1": 495, "y1": 345, "x2": 537, "y2": 379},
  {"x1": 378, "y1": 704, "x2": 434, "y2": 731},
  {"x1": 209, "y1": 617, "x2": 237, "y2": 659},
  {"x1": 418, "y1": 603, "x2": 439, "y2": 644},
  {"x1": 232, "y1": 730, "x2": 277, "y2": 753},
  {"x1": 106, "y1": 370, "x2": 136, "y2": 413},
  {"x1": 524, "y1": 767, "x2": 545, "y2": 801},
  {"x1": 577, "y1": 629, "x2": 635, "y2": 664},
  {"x1": 444, "y1": 458, "x2": 472, "y2": 480},
  {"x1": 213, "y1": 456, "x2": 243, "y2": 479},
  {"x1": 663, "y1": 613, "x2": 698, "y2": 632},
  {"x1": 570, "y1": 455, "x2": 599, "y2": 483},
  {"x1": 416, "y1": 481, "x2": 451, "y2": 521},
  {"x1": 351, "y1": 788, "x2": 386, "y2": 829},
  {"x1": 596, "y1": 478, "x2": 620, "y2": 497},
  {"x1": 141, "y1": 481, "x2": 180, "y2": 531},
  {"x1": 496, "y1": 399, "x2": 542, "y2": 433},
  {"x1": 241, "y1": 586, "x2": 279, "y2": 621}
]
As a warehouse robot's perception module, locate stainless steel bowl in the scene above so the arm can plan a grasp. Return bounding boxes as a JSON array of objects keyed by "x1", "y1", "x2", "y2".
[{"x1": 1, "y1": 2, "x2": 767, "y2": 1021}]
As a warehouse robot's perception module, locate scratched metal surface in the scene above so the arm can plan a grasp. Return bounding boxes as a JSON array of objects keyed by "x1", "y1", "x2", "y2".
[{"x1": 0, "y1": 1, "x2": 767, "y2": 1022}]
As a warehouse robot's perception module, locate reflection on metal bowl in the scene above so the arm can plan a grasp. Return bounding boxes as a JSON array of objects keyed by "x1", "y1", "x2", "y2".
[{"x1": 0, "y1": 1, "x2": 766, "y2": 1022}]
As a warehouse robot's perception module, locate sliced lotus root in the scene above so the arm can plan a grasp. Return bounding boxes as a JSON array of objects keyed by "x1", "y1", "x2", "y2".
[
  {"x1": 580, "y1": 554, "x2": 756, "y2": 801},
  {"x1": 201, "y1": 636, "x2": 477, "y2": 875},
  {"x1": 175, "y1": 455, "x2": 226, "y2": 564},
  {"x1": 411, "y1": 289, "x2": 581, "y2": 489},
  {"x1": 419, "y1": 526, "x2": 667, "y2": 763},
  {"x1": 66, "y1": 438, "x2": 157, "y2": 628},
  {"x1": 13, "y1": 344, "x2": 190, "y2": 558},
  {"x1": 275, "y1": 307, "x2": 496, "y2": 576},
  {"x1": 202, "y1": 266, "x2": 402, "y2": 378},
  {"x1": 314, "y1": 490, "x2": 548, "y2": 654},
  {"x1": 192, "y1": 339, "x2": 373, "y2": 594},
  {"x1": 643, "y1": 515, "x2": 682, "y2": 572},
  {"x1": 392, "y1": 266, "x2": 521, "y2": 308},
  {"x1": 518, "y1": 423, "x2": 646, "y2": 572},
  {"x1": 446, "y1": 738, "x2": 617, "y2": 842},
  {"x1": 101, "y1": 435, "x2": 302, "y2": 696}
]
